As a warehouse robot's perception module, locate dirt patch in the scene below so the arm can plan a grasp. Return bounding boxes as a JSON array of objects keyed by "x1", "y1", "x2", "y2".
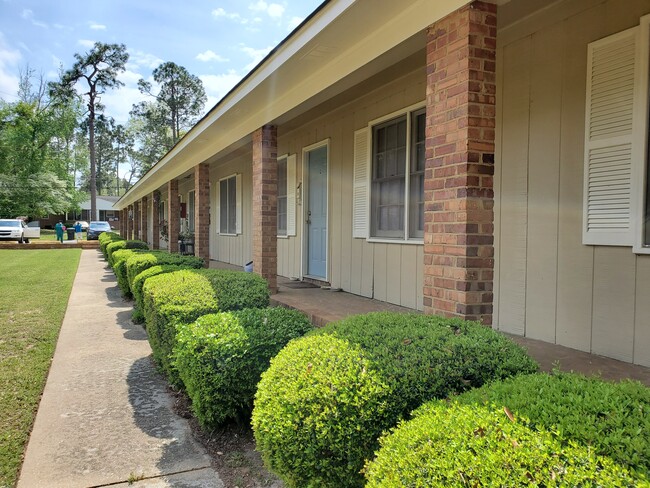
[{"x1": 170, "y1": 388, "x2": 284, "y2": 488}]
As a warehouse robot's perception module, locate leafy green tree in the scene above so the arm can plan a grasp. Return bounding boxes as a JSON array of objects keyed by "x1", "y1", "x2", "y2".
[
  {"x1": 137, "y1": 62, "x2": 206, "y2": 143},
  {"x1": 52, "y1": 42, "x2": 128, "y2": 220},
  {"x1": 0, "y1": 68, "x2": 83, "y2": 218}
]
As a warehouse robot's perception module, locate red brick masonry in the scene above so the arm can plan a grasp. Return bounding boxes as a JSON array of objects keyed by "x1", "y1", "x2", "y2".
[{"x1": 423, "y1": 1, "x2": 496, "y2": 325}]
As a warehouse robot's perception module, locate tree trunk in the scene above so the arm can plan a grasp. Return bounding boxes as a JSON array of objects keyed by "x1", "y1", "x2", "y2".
[{"x1": 89, "y1": 92, "x2": 97, "y2": 221}]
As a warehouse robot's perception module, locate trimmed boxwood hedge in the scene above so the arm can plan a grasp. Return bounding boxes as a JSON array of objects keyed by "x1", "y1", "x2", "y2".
[
  {"x1": 142, "y1": 268, "x2": 271, "y2": 385},
  {"x1": 174, "y1": 308, "x2": 312, "y2": 428},
  {"x1": 143, "y1": 270, "x2": 218, "y2": 384},
  {"x1": 126, "y1": 251, "x2": 205, "y2": 293},
  {"x1": 106, "y1": 239, "x2": 148, "y2": 267},
  {"x1": 252, "y1": 312, "x2": 538, "y2": 487},
  {"x1": 195, "y1": 269, "x2": 270, "y2": 311},
  {"x1": 364, "y1": 402, "x2": 646, "y2": 487},
  {"x1": 111, "y1": 248, "x2": 150, "y2": 297},
  {"x1": 99, "y1": 232, "x2": 123, "y2": 258},
  {"x1": 253, "y1": 335, "x2": 392, "y2": 488},
  {"x1": 453, "y1": 371, "x2": 650, "y2": 477},
  {"x1": 131, "y1": 264, "x2": 185, "y2": 323}
]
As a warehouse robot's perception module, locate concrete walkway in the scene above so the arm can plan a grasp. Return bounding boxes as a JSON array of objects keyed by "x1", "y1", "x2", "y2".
[{"x1": 18, "y1": 250, "x2": 222, "y2": 488}]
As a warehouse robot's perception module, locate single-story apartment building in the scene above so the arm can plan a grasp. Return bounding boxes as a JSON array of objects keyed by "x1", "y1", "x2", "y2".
[{"x1": 115, "y1": 0, "x2": 650, "y2": 367}]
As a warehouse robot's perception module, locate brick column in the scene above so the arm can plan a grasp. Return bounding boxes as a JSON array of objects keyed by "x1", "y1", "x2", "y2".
[
  {"x1": 152, "y1": 191, "x2": 160, "y2": 250},
  {"x1": 423, "y1": 1, "x2": 496, "y2": 325},
  {"x1": 195, "y1": 163, "x2": 210, "y2": 267},
  {"x1": 252, "y1": 125, "x2": 278, "y2": 293},
  {"x1": 168, "y1": 179, "x2": 180, "y2": 253},
  {"x1": 141, "y1": 196, "x2": 148, "y2": 246},
  {"x1": 133, "y1": 201, "x2": 140, "y2": 241},
  {"x1": 127, "y1": 205, "x2": 133, "y2": 240}
]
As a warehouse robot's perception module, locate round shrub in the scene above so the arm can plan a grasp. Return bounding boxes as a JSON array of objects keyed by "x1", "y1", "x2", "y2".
[
  {"x1": 364, "y1": 402, "x2": 645, "y2": 487},
  {"x1": 252, "y1": 312, "x2": 537, "y2": 487},
  {"x1": 142, "y1": 270, "x2": 219, "y2": 384},
  {"x1": 313, "y1": 312, "x2": 537, "y2": 417},
  {"x1": 453, "y1": 371, "x2": 650, "y2": 477},
  {"x1": 106, "y1": 239, "x2": 148, "y2": 267},
  {"x1": 252, "y1": 334, "x2": 392, "y2": 488},
  {"x1": 174, "y1": 308, "x2": 313, "y2": 428},
  {"x1": 131, "y1": 264, "x2": 185, "y2": 321}
]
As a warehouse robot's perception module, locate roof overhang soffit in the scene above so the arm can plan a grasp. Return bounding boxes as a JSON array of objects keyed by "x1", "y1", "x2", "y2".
[{"x1": 115, "y1": 0, "x2": 470, "y2": 209}]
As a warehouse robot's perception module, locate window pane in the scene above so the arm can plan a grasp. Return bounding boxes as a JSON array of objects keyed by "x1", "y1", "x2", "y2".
[
  {"x1": 409, "y1": 109, "x2": 426, "y2": 239},
  {"x1": 188, "y1": 191, "x2": 195, "y2": 232},
  {"x1": 228, "y1": 177, "x2": 236, "y2": 234},
  {"x1": 371, "y1": 116, "x2": 407, "y2": 238},
  {"x1": 278, "y1": 159, "x2": 287, "y2": 198},
  {"x1": 220, "y1": 179, "x2": 228, "y2": 233}
]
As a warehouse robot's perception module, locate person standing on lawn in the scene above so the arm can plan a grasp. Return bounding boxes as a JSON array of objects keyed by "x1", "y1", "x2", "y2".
[
  {"x1": 55, "y1": 221, "x2": 64, "y2": 243},
  {"x1": 74, "y1": 221, "x2": 82, "y2": 240}
]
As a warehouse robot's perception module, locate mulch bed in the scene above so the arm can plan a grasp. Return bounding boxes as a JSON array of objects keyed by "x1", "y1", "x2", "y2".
[{"x1": 170, "y1": 388, "x2": 284, "y2": 488}]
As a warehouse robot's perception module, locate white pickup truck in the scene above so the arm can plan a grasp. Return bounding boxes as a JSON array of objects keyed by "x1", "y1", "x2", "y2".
[{"x1": 0, "y1": 219, "x2": 40, "y2": 243}]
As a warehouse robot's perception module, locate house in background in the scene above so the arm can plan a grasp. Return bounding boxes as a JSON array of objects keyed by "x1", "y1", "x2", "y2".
[
  {"x1": 80, "y1": 196, "x2": 120, "y2": 225},
  {"x1": 115, "y1": 0, "x2": 650, "y2": 367}
]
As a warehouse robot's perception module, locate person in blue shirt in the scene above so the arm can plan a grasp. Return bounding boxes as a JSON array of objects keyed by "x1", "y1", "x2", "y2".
[
  {"x1": 55, "y1": 221, "x2": 64, "y2": 243},
  {"x1": 74, "y1": 221, "x2": 82, "y2": 240}
]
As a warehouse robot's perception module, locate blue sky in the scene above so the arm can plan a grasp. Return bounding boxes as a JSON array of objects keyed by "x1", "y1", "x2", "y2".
[{"x1": 0, "y1": 0, "x2": 323, "y2": 123}]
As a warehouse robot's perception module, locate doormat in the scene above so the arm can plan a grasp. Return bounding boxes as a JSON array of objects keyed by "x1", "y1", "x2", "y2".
[{"x1": 281, "y1": 281, "x2": 320, "y2": 289}]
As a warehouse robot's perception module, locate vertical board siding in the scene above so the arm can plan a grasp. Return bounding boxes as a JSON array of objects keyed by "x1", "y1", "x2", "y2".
[
  {"x1": 497, "y1": 0, "x2": 650, "y2": 365},
  {"x1": 634, "y1": 256, "x2": 650, "y2": 367},
  {"x1": 524, "y1": 25, "x2": 562, "y2": 343},
  {"x1": 496, "y1": 37, "x2": 531, "y2": 336},
  {"x1": 592, "y1": 247, "x2": 635, "y2": 362}
]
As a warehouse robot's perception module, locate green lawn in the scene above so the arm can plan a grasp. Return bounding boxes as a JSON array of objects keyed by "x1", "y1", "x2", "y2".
[
  {"x1": 0, "y1": 249, "x2": 81, "y2": 487},
  {"x1": 39, "y1": 229, "x2": 86, "y2": 241}
]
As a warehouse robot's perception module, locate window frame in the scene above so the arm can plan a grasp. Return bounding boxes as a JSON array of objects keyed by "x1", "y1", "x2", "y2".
[
  {"x1": 187, "y1": 190, "x2": 195, "y2": 233},
  {"x1": 218, "y1": 174, "x2": 241, "y2": 236},
  {"x1": 368, "y1": 103, "x2": 426, "y2": 243},
  {"x1": 277, "y1": 156, "x2": 288, "y2": 237}
]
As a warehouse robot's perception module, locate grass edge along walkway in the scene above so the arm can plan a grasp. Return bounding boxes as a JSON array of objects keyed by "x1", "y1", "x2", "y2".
[{"x1": 0, "y1": 249, "x2": 81, "y2": 488}]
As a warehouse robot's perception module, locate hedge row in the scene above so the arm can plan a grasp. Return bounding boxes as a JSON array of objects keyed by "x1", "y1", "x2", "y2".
[
  {"x1": 252, "y1": 312, "x2": 538, "y2": 487},
  {"x1": 364, "y1": 402, "x2": 645, "y2": 487},
  {"x1": 142, "y1": 268, "x2": 270, "y2": 385},
  {"x1": 175, "y1": 308, "x2": 313, "y2": 428},
  {"x1": 106, "y1": 239, "x2": 148, "y2": 267},
  {"x1": 454, "y1": 371, "x2": 650, "y2": 477},
  {"x1": 98, "y1": 232, "x2": 123, "y2": 258}
]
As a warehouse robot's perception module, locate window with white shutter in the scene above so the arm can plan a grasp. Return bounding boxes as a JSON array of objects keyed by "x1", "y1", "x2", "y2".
[
  {"x1": 583, "y1": 25, "x2": 645, "y2": 247},
  {"x1": 218, "y1": 174, "x2": 242, "y2": 235},
  {"x1": 353, "y1": 128, "x2": 369, "y2": 238},
  {"x1": 277, "y1": 154, "x2": 297, "y2": 237}
]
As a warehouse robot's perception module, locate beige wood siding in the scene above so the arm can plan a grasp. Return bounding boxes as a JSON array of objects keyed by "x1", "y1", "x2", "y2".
[
  {"x1": 276, "y1": 68, "x2": 426, "y2": 309},
  {"x1": 209, "y1": 156, "x2": 252, "y2": 267},
  {"x1": 496, "y1": 0, "x2": 650, "y2": 365}
]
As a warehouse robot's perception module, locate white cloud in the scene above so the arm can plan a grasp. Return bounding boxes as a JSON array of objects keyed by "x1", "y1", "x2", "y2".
[
  {"x1": 200, "y1": 71, "x2": 243, "y2": 107},
  {"x1": 240, "y1": 45, "x2": 273, "y2": 71},
  {"x1": 287, "y1": 16, "x2": 303, "y2": 31},
  {"x1": 89, "y1": 22, "x2": 106, "y2": 31},
  {"x1": 212, "y1": 7, "x2": 246, "y2": 23},
  {"x1": 77, "y1": 39, "x2": 95, "y2": 48},
  {"x1": 196, "y1": 50, "x2": 228, "y2": 63},
  {"x1": 0, "y1": 33, "x2": 21, "y2": 100},
  {"x1": 249, "y1": 1, "x2": 285, "y2": 19},
  {"x1": 128, "y1": 50, "x2": 163, "y2": 70},
  {"x1": 21, "y1": 9, "x2": 48, "y2": 28}
]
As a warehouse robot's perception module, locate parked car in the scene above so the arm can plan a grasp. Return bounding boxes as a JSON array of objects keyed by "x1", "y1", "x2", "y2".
[
  {"x1": 0, "y1": 219, "x2": 40, "y2": 243},
  {"x1": 75, "y1": 221, "x2": 89, "y2": 231},
  {"x1": 87, "y1": 221, "x2": 112, "y2": 240}
]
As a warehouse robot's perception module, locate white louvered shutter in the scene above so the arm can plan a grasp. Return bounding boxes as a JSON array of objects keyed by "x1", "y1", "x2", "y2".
[
  {"x1": 583, "y1": 27, "x2": 641, "y2": 246},
  {"x1": 287, "y1": 154, "x2": 297, "y2": 236},
  {"x1": 353, "y1": 127, "x2": 370, "y2": 238}
]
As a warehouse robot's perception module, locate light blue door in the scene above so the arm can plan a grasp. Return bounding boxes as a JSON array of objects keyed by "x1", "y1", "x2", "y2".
[{"x1": 306, "y1": 145, "x2": 327, "y2": 279}]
